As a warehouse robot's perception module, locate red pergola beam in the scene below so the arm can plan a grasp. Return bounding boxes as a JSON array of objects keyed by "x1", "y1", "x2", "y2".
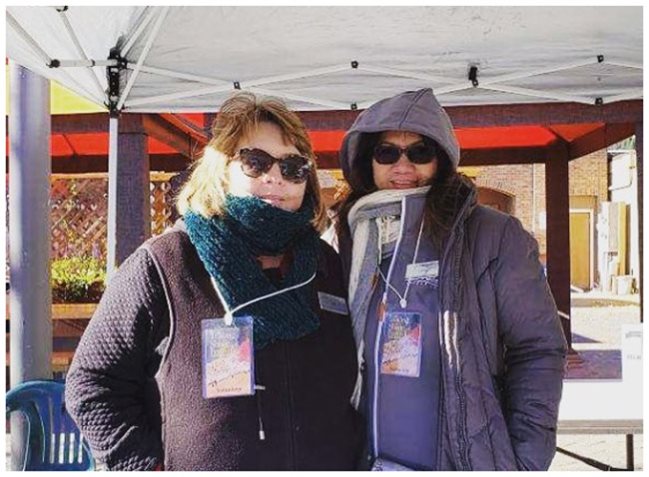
[
  {"x1": 297, "y1": 100, "x2": 642, "y2": 130},
  {"x1": 567, "y1": 123, "x2": 636, "y2": 159},
  {"x1": 47, "y1": 154, "x2": 187, "y2": 174}
]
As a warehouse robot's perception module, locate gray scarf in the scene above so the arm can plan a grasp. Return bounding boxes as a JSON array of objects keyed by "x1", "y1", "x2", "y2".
[{"x1": 346, "y1": 186, "x2": 430, "y2": 407}]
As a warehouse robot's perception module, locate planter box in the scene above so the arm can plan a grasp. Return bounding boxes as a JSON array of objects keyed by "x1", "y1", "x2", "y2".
[
  {"x1": 6, "y1": 303, "x2": 97, "y2": 321},
  {"x1": 52, "y1": 303, "x2": 97, "y2": 320}
]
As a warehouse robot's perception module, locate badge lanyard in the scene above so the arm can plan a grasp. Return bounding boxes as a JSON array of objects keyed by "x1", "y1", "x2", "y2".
[
  {"x1": 201, "y1": 269, "x2": 317, "y2": 407},
  {"x1": 377, "y1": 218, "x2": 425, "y2": 310},
  {"x1": 372, "y1": 217, "x2": 426, "y2": 458},
  {"x1": 210, "y1": 271, "x2": 317, "y2": 326}
]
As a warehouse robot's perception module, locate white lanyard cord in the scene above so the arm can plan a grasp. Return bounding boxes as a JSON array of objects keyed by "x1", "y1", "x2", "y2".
[
  {"x1": 210, "y1": 271, "x2": 317, "y2": 326},
  {"x1": 378, "y1": 217, "x2": 425, "y2": 309}
]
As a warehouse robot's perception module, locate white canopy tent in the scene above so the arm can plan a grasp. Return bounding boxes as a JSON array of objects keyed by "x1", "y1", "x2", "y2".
[
  {"x1": 4, "y1": 5, "x2": 643, "y2": 417},
  {"x1": 4, "y1": 5, "x2": 644, "y2": 469},
  {"x1": 6, "y1": 6, "x2": 642, "y2": 112}
]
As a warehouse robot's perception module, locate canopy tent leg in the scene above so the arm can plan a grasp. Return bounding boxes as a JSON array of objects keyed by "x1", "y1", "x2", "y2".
[
  {"x1": 635, "y1": 122, "x2": 643, "y2": 320},
  {"x1": 545, "y1": 141, "x2": 573, "y2": 350},
  {"x1": 106, "y1": 114, "x2": 151, "y2": 279},
  {"x1": 8, "y1": 63, "x2": 53, "y2": 469}
]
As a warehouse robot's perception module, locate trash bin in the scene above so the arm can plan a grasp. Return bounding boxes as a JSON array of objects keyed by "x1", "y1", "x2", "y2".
[{"x1": 615, "y1": 275, "x2": 634, "y2": 295}]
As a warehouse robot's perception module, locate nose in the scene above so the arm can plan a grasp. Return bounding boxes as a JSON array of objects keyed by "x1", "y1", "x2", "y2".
[
  {"x1": 392, "y1": 152, "x2": 415, "y2": 170},
  {"x1": 260, "y1": 162, "x2": 284, "y2": 183}
]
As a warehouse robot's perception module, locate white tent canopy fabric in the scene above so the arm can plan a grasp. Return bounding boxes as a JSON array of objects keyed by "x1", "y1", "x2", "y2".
[{"x1": 6, "y1": 5, "x2": 643, "y2": 113}]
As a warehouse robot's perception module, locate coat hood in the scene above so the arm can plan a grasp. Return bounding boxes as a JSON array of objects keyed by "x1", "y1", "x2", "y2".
[{"x1": 339, "y1": 88, "x2": 460, "y2": 191}]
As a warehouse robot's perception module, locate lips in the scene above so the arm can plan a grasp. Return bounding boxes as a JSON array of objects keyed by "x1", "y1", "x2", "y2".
[
  {"x1": 390, "y1": 179, "x2": 418, "y2": 189},
  {"x1": 259, "y1": 194, "x2": 284, "y2": 204}
]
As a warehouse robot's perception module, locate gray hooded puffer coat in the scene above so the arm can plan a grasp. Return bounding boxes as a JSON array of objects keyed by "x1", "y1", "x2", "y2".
[{"x1": 337, "y1": 89, "x2": 567, "y2": 471}]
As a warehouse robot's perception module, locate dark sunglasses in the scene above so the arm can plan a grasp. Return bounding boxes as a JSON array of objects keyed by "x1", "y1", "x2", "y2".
[
  {"x1": 236, "y1": 148, "x2": 312, "y2": 184},
  {"x1": 373, "y1": 141, "x2": 437, "y2": 165}
]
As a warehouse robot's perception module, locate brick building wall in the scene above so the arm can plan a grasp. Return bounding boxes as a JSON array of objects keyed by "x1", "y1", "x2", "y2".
[
  {"x1": 569, "y1": 149, "x2": 608, "y2": 199},
  {"x1": 473, "y1": 163, "x2": 543, "y2": 252},
  {"x1": 471, "y1": 149, "x2": 608, "y2": 262}
]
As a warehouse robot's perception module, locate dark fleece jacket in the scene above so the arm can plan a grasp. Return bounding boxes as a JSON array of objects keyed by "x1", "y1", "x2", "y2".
[{"x1": 65, "y1": 223, "x2": 364, "y2": 471}]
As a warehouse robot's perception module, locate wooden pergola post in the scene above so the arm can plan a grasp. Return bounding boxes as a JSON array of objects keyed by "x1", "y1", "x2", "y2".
[
  {"x1": 545, "y1": 140, "x2": 572, "y2": 349},
  {"x1": 107, "y1": 114, "x2": 151, "y2": 276}
]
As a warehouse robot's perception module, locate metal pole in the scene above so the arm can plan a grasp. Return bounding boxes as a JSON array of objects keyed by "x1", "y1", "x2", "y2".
[
  {"x1": 8, "y1": 63, "x2": 53, "y2": 469},
  {"x1": 107, "y1": 116, "x2": 119, "y2": 279},
  {"x1": 635, "y1": 122, "x2": 643, "y2": 321},
  {"x1": 626, "y1": 434, "x2": 634, "y2": 470}
]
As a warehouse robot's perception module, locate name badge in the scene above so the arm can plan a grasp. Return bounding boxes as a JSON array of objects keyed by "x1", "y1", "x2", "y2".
[
  {"x1": 405, "y1": 260, "x2": 439, "y2": 281},
  {"x1": 201, "y1": 316, "x2": 254, "y2": 398},
  {"x1": 318, "y1": 292, "x2": 349, "y2": 316},
  {"x1": 380, "y1": 312, "x2": 422, "y2": 378}
]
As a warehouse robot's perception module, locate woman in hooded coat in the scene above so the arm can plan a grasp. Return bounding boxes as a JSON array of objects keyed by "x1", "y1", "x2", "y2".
[{"x1": 334, "y1": 88, "x2": 567, "y2": 471}]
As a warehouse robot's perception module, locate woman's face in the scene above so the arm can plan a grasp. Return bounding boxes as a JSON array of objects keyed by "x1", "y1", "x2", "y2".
[
  {"x1": 371, "y1": 131, "x2": 437, "y2": 190},
  {"x1": 228, "y1": 122, "x2": 308, "y2": 212}
]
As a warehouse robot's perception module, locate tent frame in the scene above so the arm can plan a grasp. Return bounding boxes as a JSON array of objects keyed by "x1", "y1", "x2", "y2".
[
  {"x1": 55, "y1": 56, "x2": 644, "y2": 110},
  {"x1": 8, "y1": 3, "x2": 642, "y2": 111}
]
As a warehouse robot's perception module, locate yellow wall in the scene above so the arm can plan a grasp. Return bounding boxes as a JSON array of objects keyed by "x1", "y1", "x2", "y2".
[{"x1": 6, "y1": 67, "x2": 105, "y2": 115}]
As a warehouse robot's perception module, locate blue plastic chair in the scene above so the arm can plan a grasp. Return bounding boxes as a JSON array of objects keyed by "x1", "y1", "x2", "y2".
[{"x1": 6, "y1": 380, "x2": 95, "y2": 471}]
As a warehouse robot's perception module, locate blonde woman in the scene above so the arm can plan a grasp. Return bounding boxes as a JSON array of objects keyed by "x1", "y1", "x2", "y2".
[{"x1": 66, "y1": 92, "x2": 363, "y2": 471}]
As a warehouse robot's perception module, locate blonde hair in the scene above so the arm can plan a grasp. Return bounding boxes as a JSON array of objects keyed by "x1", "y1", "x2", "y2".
[{"x1": 176, "y1": 91, "x2": 327, "y2": 231}]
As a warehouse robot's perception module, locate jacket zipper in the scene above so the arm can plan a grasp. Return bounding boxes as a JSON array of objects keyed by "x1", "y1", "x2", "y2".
[
  {"x1": 255, "y1": 385, "x2": 266, "y2": 441},
  {"x1": 372, "y1": 197, "x2": 408, "y2": 458},
  {"x1": 372, "y1": 307, "x2": 383, "y2": 458},
  {"x1": 438, "y1": 192, "x2": 474, "y2": 471},
  {"x1": 283, "y1": 342, "x2": 296, "y2": 469},
  {"x1": 436, "y1": 373, "x2": 444, "y2": 469}
]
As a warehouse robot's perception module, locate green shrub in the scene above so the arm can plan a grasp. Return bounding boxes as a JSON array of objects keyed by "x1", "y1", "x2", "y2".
[{"x1": 51, "y1": 257, "x2": 106, "y2": 303}]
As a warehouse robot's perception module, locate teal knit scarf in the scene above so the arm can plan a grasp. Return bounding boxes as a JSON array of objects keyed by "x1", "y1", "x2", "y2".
[{"x1": 184, "y1": 194, "x2": 320, "y2": 349}]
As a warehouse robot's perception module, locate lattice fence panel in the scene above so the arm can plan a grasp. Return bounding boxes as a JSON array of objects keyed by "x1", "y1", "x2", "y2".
[
  {"x1": 51, "y1": 176, "x2": 108, "y2": 260},
  {"x1": 48, "y1": 173, "x2": 178, "y2": 262},
  {"x1": 151, "y1": 179, "x2": 175, "y2": 237}
]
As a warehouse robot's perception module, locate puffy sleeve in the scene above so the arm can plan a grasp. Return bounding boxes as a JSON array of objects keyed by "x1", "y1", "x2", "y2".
[{"x1": 493, "y1": 216, "x2": 568, "y2": 470}]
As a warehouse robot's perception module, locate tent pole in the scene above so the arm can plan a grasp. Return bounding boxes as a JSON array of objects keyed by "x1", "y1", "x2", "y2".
[
  {"x1": 480, "y1": 84, "x2": 594, "y2": 105},
  {"x1": 56, "y1": 7, "x2": 105, "y2": 99},
  {"x1": 6, "y1": 12, "x2": 103, "y2": 105},
  {"x1": 121, "y1": 7, "x2": 157, "y2": 56},
  {"x1": 126, "y1": 83, "x2": 349, "y2": 110},
  {"x1": 134, "y1": 63, "x2": 231, "y2": 85},
  {"x1": 106, "y1": 115, "x2": 119, "y2": 281},
  {"x1": 9, "y1": 63, "x2": 53, "y2": 469},
  {"x1": 134, "y1": 62, "x2": 351, "y2": 87},
  {"x1": 635, "y1": 122, "x2": 643, "y2": 321},
  {"x1": 6, "y1": 11, "x2": 52, "y2": 64},
  {"x1": 125, "y1": 83, "x2": 231, "y2": 108},
  {"x1": 116, "y1": 6, "x2": 170, "y2": 111},
  {"x1": 107, "y1": 115, "x2": 119, "y2": 279}
]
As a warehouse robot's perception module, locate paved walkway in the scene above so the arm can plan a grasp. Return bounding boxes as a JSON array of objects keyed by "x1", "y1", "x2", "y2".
[{"x1": 549, "y1": 291, "x2": 643, "y2": 471}]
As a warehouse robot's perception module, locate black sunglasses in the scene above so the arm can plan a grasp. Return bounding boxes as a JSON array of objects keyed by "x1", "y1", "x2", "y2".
[
  {"x1": 373, "y1": 141, "x2": 437, "y2": 165},
  {"x1": 236, "y1": 148, "x2": 312, "y2": 184}
]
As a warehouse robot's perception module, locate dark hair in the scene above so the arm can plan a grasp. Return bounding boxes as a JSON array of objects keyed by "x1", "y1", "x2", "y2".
[{"x1": 334, "y1": 132, "x2": 469, "y2": 248}]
